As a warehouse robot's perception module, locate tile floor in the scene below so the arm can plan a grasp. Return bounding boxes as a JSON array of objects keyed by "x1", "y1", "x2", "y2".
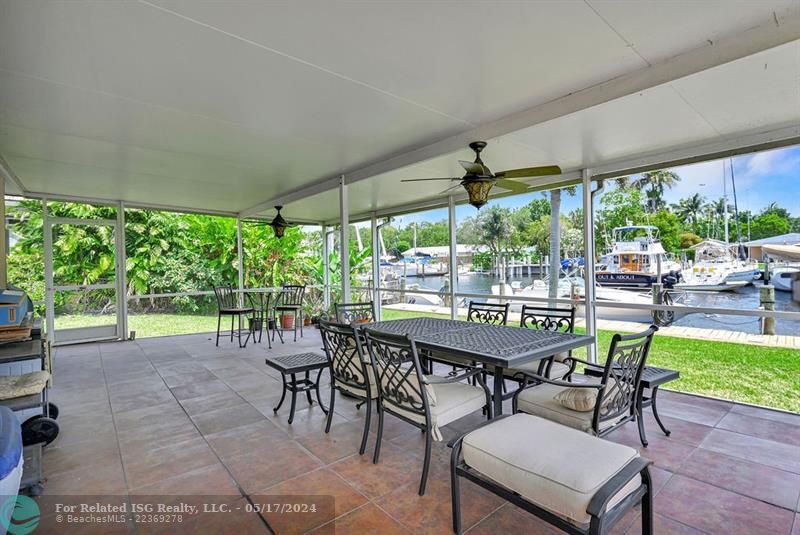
[{"x1": 37, "y1": 330, "x2": 800, "y2": 534}]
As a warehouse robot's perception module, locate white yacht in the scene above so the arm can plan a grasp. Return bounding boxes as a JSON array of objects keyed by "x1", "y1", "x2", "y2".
[
  {"x1": 675, "y1": 240, "x2": 759, "y2": 292},
  {"x1": 596, "y1": 226, "x2": 682, "y2": 288},
  {"x1": 492, "y1": 276, "x2": 688, "y2": 324},
  {"x1": 763, "y1": 244, "x2": 800, "y2": 292}
]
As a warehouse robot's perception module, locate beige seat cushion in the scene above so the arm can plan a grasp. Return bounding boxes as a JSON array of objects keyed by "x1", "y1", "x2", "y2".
[
  {"x1": 388, "y1": 380, "x2": 486, "y2": 441},
  {"x1": 335, "y1": 366, "x2": 379, "y2": 399},
  {"x1": 515, "y1": 382, "x2": 624, "y2": 434},
  {"x1": 0, "y1": 371, "x2": 50, "y2": 399},
  {"x1": 507, "y1": 360, "x2": 571, "y2": 381},
  {"x1": 462, "y1": 413, "x2": 641, "y2": 527}
]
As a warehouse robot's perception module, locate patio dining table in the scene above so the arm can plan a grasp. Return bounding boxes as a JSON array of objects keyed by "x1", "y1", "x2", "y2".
[{"x1": 365, "y1": 317, "x2": 594, "y2": 416}]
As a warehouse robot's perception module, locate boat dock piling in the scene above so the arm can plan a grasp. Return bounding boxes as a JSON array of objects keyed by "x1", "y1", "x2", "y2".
[{"x1": 760, "y1": 285, "x2": 776, "y2": 335}]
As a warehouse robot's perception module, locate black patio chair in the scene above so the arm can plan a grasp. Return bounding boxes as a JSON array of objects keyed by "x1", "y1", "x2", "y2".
[
  {"x1": 273, "y1": 284, "x2": 306, "y2": 342},
  {"x1": 319, "y1": 320, "x2": 375, "y2": 456},
  {"x1": 505, "y1": 305, "x2": 578, "y2": 382},
  {"x1": 334, "y1": 301, "x2": 375, "y2": 324},
  {"x1": 245, "y1": 291, "x2": 282, "y2": 349},
  {"x1": 466, "y1": 301, "x2": 510, "y2": 325},
  {"x1": 213, "y1": 286, "x2": 253, "y2": 348},
  {"x1": 362, "y1": 327, "x2": 492, "y2": 496},
  {"x1": 512, "y1": 326, "x2": 658, "y2": 440}
]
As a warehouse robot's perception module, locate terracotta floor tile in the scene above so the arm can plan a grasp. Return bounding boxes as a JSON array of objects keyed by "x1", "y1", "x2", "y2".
[
  {"x1": 161, "y1": 370, "x2": 219, "y2": 388},
  {"x1": 297, "y1": 420, "x2": 375, "y2": 464},
  {"x1": 128, "y1": 462, "x2": 241, "y2": 497},
  {"x1": 169, "y1": 378, "x2": 232, "y2": 401},
  {"x1": 43, "y1": 460, "x2": 128, "y2": 496},
  {"x1": 264, "y1": 404, "x2": 349, "y2": 439},
  {"x1": 656, "y1": 474, "x2": 795, "y2": 535},
  {"x1": 189, "y1": 402, "x2": 266, "y2": 435},
  {"x1": 205, "y1": 420, "x2": 288, "y2": 461},
  {"x1": 178, "y1": 389, "x2": 247, "y2": 416},
  {"x1": 792, "y1": 513, "x2": 800, "y2": 535},
  {"x1": 153, "y1": 360, "x2": 210, "y2": 377},
  {"x1": 109, "y1": 387, "x2": 176, "y2": 413},
  {"x1": 123, "y1": 436, "x2": 220, "y2": 489},
  {"x1": 36, "y1": 512, "x2": 132, "y2": 535},
  {"x1": 622, "y1": 512, "x2": 707, "y2": 534},
  {"x1": 731, "y1": 404, "x2": 800, "y2": 428},
  {"x1": 376, "y1": 472, "x2": 505, "y2": 535},
  {"x1": 717, "y1": 411, "x2": 800, "y2": 447},
  {"x1": 222, "y1": 439, "x2": 322, "y2": 494},
  {"x1": 467, "y1": 503, "x2": 561, "y2": 534},
  {"x1": 656, "y1": 397, "x2": 730, "y2": 427},
  {"x1": 678, "y1": 448, "x2": 800, "y2": 510},
  {"x1": 700, "y1": 428, "x2": 800, "y2": 474},
  {"x1": 310, "y1": 503, "x2": 408, "y2": 535},
  {"x1": 330, "y1": 442, "x2": 421, "y2": 499},
  {"x1": 142, "y1": 497, "x2": 269, "y2": 535},
  {"x1": 607, "y1": 428, "x2": 696, "y2": 472},
  {"x1": 44, "y1": 438, "x2": 121, "y2": 477},
  {"x1": 254, "y1": 468, "x2": 368, "y2": 534}
]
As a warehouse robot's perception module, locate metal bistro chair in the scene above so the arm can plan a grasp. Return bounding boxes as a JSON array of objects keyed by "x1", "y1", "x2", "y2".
[
  {"x1": 334, "y1": 301, "x2": 375, "y2": 325},
  {"x1": 319, "y1": 320, "x2": 376, "y2": 456},
  {"x1": 505, "y1": 305, "x2": 578, "y2": 383},
  {"x1": 362, "y1": 327, "x2": 492, "y2": 496},
  {"x1": 214, "y1": 286, "x2": 253, "y2": 348},
  {"x1": 466, "y1": 301, "x2": 510, "y2": 325},
  {"x1": 245, "y1": 291, "x2": 283, "y2": 349},
  {"x1": 273, "y1": 284, "x2": 306, "y2": 342},
  {"x1": 512, "y1": 326, "x2": 658, "y2": 440}
]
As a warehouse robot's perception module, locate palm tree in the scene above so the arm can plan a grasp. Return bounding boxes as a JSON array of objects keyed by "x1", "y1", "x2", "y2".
[
  {"x1": 632, "y1": 170, "x2": 681, "y2": 212},
  {"x1": 672, "y1": 193, "x2": 705, "y2": 224}
]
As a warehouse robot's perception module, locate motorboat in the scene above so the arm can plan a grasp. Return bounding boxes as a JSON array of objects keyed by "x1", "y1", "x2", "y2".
[
  {"x1": 491, "y1": 276, "x2": 689, "y2": 324},
  {"x1": 676, "y1": 240, "x2": 759, "y2": 292},
  {"x1": 762, "y1": 244, "x2": 800, "y2": 292},
  {"x1": 596, "y1": 226, "x2": 682, "y2": 288}
]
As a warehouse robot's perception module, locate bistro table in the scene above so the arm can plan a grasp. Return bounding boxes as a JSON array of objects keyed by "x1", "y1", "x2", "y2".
[{"x1": 365, "y1": 317, "x2": 594, "y2": 416}]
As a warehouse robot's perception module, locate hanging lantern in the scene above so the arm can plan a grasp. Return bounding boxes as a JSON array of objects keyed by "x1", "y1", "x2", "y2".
[
  {"x1": 269, "y1": 206, "x2": 289, "y2": 238},
  {"x1": 461, "y1": 178, "x2": 494, "y2": 209}
]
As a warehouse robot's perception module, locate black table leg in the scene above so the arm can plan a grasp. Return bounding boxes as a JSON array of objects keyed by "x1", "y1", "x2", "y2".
[
  {"x1": 650, "y1": 386, "x2": 671, "y2": 436},
  {"x1": 305, "y1": 370, "x2": 313, "y2": 405},
  {"x1": 315, "y1": 369, "x2": 328, "y2": 414},
  {"x1": 288, "y1": 373, "x2": 298, "y2": 424},
  {"x1": 492, "y1": 367, "x2": 504, "y2": 417},
  {"x1": 274, "y1": 373, "x2": 288, "y2": 412}
]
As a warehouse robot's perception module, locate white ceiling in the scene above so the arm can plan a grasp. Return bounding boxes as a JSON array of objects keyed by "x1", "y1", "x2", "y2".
[{"x1": 0, "y1": 0, "x2": 798, "y2": 222}]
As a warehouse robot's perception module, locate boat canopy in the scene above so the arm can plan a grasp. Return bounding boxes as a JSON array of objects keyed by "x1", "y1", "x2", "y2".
[{"x1": 763, "y1": 244, "x2": 800, "y2": 262}]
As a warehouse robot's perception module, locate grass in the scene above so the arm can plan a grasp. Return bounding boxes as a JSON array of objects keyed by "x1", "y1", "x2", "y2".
[{"x1": 54, "y1": 310, "x2": 800, "y2": 413}]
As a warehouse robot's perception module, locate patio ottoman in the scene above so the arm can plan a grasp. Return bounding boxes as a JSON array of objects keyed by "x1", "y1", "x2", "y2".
[{"x1": 450, "y1": 413, "x2": 653, "y2": 534}]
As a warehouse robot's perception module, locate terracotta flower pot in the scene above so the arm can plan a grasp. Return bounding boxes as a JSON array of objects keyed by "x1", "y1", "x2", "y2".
[{"x1": 281, "y1": 314, "x2": 295, "y2": 330}]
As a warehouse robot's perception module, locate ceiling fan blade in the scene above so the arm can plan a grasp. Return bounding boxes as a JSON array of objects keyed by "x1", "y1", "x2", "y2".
[
  {"x1": 495, "y1": 179, "x2": 531, "y2": 194},
  {"x1": 438, "y1": 183, "x2": 464, "y2": 195},
  {"x1": 458, "y1": 160, "x2": 489, "y2": 175},
  {"x1": 400, "y1": 177, "x2": 459, "y2": 182},
  {"x1": 495, "y1": 165, "x2": 562, "y2": 179}
]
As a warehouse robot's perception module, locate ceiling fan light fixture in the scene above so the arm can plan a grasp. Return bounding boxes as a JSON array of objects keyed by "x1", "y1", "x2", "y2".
[
  {"x1": 462, "y1": 178, "x2": 494, "y2": 209},
  {"x1": 269, "y1": 205, "x2": 289, "y2": 238}
]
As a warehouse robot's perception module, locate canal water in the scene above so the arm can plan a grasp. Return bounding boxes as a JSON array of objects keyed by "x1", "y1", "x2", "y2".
[{"x1": 407, "y1": 272, "x2": 800, "y2": 335}]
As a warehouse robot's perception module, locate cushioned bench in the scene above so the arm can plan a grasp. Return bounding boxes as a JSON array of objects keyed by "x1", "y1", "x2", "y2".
[{"x1": 450, "y1": 413, "x2": 653, "y2": 534}]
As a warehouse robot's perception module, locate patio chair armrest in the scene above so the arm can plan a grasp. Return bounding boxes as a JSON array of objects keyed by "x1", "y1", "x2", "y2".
[
  {"x1": 586, "y1": 457, "x2": 652, "y2": 517},
  {"x1": 447, "y1": 414, "x2": 512, "y2": 448},
  {"x1": 512, "y1": 370, "x2": 604, "y2": 390},
  {"x1": 562, "y1": 356, "x2": 599, "y2": 368},
  {"x1": 424, "y1": 367, "x2": 484, "y2": 385}
]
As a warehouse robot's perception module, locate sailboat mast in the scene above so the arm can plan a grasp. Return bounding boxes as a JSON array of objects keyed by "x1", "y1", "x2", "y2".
[{"x1": 723, "y1": 160, "x2": 729, "y2": 244}]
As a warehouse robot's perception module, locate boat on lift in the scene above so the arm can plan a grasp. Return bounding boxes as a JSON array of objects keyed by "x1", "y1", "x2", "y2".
[
  {"x1": 762, "y1": 244, "x2": 800, "y2": 292},
  {"x1": 675, "y1": 239, "x2": 759, "y2": 292},
  {"x1": 595, "y1": 225, "x2": 682, "y2": 288}
]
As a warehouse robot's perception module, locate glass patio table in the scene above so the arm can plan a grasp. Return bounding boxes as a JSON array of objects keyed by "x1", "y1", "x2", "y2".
[{"x1": 365, "y1": 317, "x2": 595, "y2": 416}]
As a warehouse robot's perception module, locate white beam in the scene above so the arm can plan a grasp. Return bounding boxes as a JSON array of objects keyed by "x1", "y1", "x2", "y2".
[
  {"x1": 322, "y1": 224, "x2": 331, "y2": 310},
  {"x1": 582, "y1": 169, "x2": 598, "y2": 364},
  {"x1": 239, "y1": 12, "x2": 800, "y2": 218},
  {"x1": 448, "y1": 195, "x2": 458, "y2": 320},
  {"x1": 116, "y1": 201, "x2": 128, "y2": 339},
  {"x1": 370, "y1": 213, "x2": 381, "y2": 320},
  {"x1": 236, "y1": 218, "x2": 244, "y2": 306},
  {"x1": 339, "y1": 176, "x2": 350, "y2": 303}
]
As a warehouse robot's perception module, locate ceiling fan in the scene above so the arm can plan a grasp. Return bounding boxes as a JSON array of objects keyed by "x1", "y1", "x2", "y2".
[
  {"x1": 401, "y1": 141, "x2": 561, "y2": 208},
  {"x1": 246, "y1": 206, "x2": 298, "y2": 238}
]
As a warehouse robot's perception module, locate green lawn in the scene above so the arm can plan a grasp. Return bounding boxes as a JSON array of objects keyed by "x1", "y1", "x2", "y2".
[{"x1": 55, "y1": 311, "x2": 800, "y2": 413}]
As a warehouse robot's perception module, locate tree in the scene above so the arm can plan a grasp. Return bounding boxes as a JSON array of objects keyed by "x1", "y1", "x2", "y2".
[
  {"x1": 633, "y1": 170, "x2": 681, "y2": 213},
  {"x1": 672, "y1": 194, "x2": 705, "y2": 225},
  {"x1": 749, "y1": 212, "x2": 790, "y2": 241},
  {"x1": 476, "y1": 206, "x2": 512, "y2": 255}
]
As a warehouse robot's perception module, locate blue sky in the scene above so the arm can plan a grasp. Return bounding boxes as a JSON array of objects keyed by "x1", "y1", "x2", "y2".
[{"x1": 391, "y1": 145, "x2": 800, "y2": 227}]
